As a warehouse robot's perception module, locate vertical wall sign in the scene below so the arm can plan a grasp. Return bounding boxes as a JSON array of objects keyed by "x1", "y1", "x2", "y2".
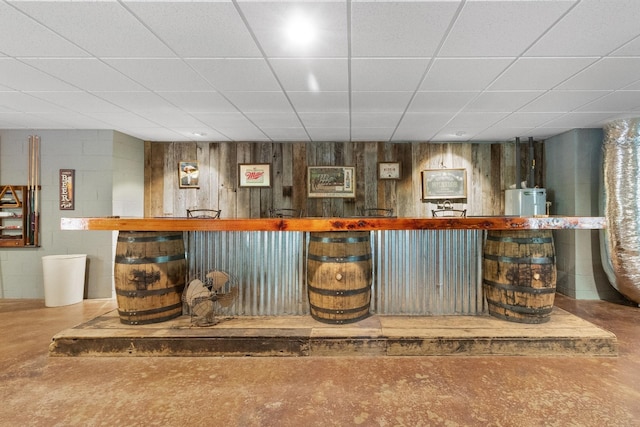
[{"x1": 59, "y1": 169, "x2": 75, "y2": 210}]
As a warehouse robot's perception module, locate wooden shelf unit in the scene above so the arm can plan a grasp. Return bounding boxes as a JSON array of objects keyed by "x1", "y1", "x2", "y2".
[{"x1": 0, "y1": 185, "x2": 39, "y2": 247}]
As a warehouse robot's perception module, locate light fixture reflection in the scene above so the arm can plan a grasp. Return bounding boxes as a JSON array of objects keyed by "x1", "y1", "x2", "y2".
[{"x1": 285, "y1": 12, "x2": 316, "y2": 47}]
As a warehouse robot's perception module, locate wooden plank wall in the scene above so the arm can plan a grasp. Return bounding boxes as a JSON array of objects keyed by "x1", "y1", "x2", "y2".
[{"x1": 144, "y1": 141, "x2": 544, "y2": 218}]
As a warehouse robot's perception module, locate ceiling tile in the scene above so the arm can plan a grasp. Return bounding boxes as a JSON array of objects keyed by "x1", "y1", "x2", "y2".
[
  {"x1": 351, "y1": 128, "x2": 395, "y2": 141},
  {"x1": 287, "y1": 92, "x2": 349, "y2": 113},
  {"x1": 576, "y1": 91, "x2": 640, "y2": 112},
  {"x1": 104, "y1": 59, "x2": 214, "y2": 91},
  {"x1": 463, "y1": 92, "x2": 544, "y2": 112},
  {"x1": 351, "y1": 1, "x2": 460, "y2": 57},
  {"x1": 238, "y1": 1, "x2": 348, "y2": 57},
  {"x1": 490, "y1": 58, "x2": 599, "y2": 90},
  {"x1": 351, "y1": 113, "x2": 402, "y2": 128},
  {"x1": 12, "y1": 1, "x2": 174, "y2": 57},
  {"x1": 21, "y1": 58, "x2": 145, "y2": 91},
  {"x1": 421, "y1": 58, "x2": 513, "y2": 91},
  {"x1": 306, "y1": 128, "x2": 350, "y2": 142},
  {"x1": 261, "y1": 128, "x2": 310, "y2": 142},
  {"x1": 26, "y1": 91, "x2": 125, "y2": 113},
  {"x1": 244, "y1": 113, "x2": 302, "y2": 128},
  {"x1": 494, "y1": 112, "x2": 561, "y2": 128},
  {"x1": 124, "y1": 1, "x2": 261, "y2": 58},
  {"x1": 157, "y1": 92, "x2": 238, "y2": 113},
  {"x1": 543, "y1": 112, "x2": 620, "y2": 128},
  {"x1": 445, "y1": 112, "x2": 509, "y2": 128},
  {"x1": 519, "y1": 90, "x2": 610, "y2": 112},
  {"x1": 223, "y1": 92, "x2": 293, "y2": 113},
  {"x1": 92, "y1": 92, "x2": 181, "y2": 113},
  {"x1": 270, "y1": 59, "x2": 348, "y2": 92},
  {"x1": 0, "y1": 91, "x2": 71, "y2": 113},
  {"x1": 408, "y1": 91, "x2": 478, "y2": 113},
  {"x1": 352, "y1": 91, "x2": 413, "y2": 113},
  {"x1": 440, "y1": 0, "x2": 574, "y2": 57},
  {"x1": 187, "y1": 59, "x2": 281, "y2": 92},
  {"x1": 0, "y1": 2, "x2": 88, "y2": 57},
  {"x1": 526, "y1": 0, "x2": 640, "y2": 56},
  {"x1": 0, "y1": 59, "x2": 77, "y2": 91},
  {"x1": 352, "y1": 59, "x2": 430, "y2": 91},
  {"x1": 299, "y1": 113, "x2": 349, "y2": 128},
  {"x1": 557, "y1": 58, "x2": 640, "y2": 90}
]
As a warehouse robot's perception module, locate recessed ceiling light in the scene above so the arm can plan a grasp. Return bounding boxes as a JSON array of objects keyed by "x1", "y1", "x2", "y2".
[
  {"x1": 193, "y1": 132, "x2": 207, "y2": 137},
  {"x1": 285, "y1": 12, "x2": 316, "y2": 47}
]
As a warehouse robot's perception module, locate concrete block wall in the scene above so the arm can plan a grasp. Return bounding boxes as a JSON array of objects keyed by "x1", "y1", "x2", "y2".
[
  {"x1": 0, "y1": 130, "x2": 143, "y2": 299},
  {"x1": 545, "y1": 128, "x2": 619, "y2": 300}
]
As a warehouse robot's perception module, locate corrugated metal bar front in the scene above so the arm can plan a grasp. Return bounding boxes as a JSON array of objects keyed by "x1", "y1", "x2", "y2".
[
  {"x1": 370, "y1": 229, "x2": 485, "y2": 315},
  {"x1": 185, "y1": 229, "x2": 485, "y2": 317},
  {"x1": 185, "y1": 230, "x2": 307, "y2": 316}
]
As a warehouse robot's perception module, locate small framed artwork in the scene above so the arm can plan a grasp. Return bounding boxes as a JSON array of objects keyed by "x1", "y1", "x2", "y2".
[
  {"x1": 378, "y1": 162, "x2": 402, "y2": 180},
  {"x1": 307, "y1": 166, "x2": 356, "y2": 198},
  {"x1": 59, "y1": 169, "x2": 75, "y2": 210},
  {"x1": 179, "y1": 161, "x2": 199, "y2": 188},
  {"x1": 238, "y1": 163, "x2": 272, "y2": 188},
  {"x1": 421, "y1": 168, "x2": 467, "y2": 200}
]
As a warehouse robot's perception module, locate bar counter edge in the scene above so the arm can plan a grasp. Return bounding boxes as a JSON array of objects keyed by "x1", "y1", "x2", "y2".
[{"x1": 61, "y1": 216, "x2": 606, "y2": 232}]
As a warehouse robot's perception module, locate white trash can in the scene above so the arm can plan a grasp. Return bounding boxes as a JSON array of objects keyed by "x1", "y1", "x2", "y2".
[{"x1": 42, "y1": 254, "x2": 87, "y2": 307}]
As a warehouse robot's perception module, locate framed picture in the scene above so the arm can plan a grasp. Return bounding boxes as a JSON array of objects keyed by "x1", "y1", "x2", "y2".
[
  {"x1": 307, "y1": 166, "x2": 356, "y2": 198},
  {"x1": 421, "y1": 168, "x2": 467, "y2": 200},
  {"x1": 179, "y1": 161, "x2": 199, "y2": 188},
  {"x1": 59, "y1": 169, "x2": 74, "y2": 210},
  {"x1": 238, "y1": 163, "x2": 271, "y2": 188},
  {"x1": 378, "y1": 162, "x2": 401, "y2": 180}
]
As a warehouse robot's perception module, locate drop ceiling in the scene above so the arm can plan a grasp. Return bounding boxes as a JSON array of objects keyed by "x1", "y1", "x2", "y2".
[{"x1": 1, "y1": 0, "x2": 640, "y2": 143}]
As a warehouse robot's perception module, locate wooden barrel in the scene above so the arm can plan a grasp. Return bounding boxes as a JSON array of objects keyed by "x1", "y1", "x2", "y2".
[
  {"x1": 307, "y1": 231, "x2": 372, "y2": 324},
  {"x1": 114, "y1": 231, "x2": 186, "y2": 325},
  {"x1": 482, "y1": 230, "x2": 556, "y2": 324}
]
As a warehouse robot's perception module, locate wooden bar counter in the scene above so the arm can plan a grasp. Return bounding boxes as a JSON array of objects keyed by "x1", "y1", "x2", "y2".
[{"x1": 61, "y1": 216, "x2": 605, "y2": 232}]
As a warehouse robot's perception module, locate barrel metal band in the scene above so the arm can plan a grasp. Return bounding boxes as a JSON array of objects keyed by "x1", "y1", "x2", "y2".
[
  {"x1": 483, "y1": 254, "x2": 554, "y2": 264},
  {"x1": 119, "y1": 303, "x2": 182, "y2": 325},
  {"x1": 308, "y1": 284, "x2": 370, "y2": 296},
  {"x1": 309, "y1": 235, "x2": 369, "y2": 243},
  {"x1": 486, "y1": 297, "x2": 553, "y2": 315},
  {"x1": 486, "y1": 235, "x2": 553, "y2": 244},
  {"x1": 308, "y1": 254, "x2": 371, "y2": 263},
  {"x1": 116, "y1": 284, "x2": 185, "y2": 298},
  {"x1": 117, "y1": 233, "x2": 183, "y2": 243},
  {"x1": 115, "y1": 253, "x2": 185, "y2": 264},
  {"x1": 310, "y1": 302, "x2": 370, "y2": 315},
  {"x1": 482, "y1": 279, "x2": 556, "y2": 294}
]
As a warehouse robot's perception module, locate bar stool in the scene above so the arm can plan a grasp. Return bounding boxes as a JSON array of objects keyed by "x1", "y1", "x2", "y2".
[
  {"x1": 362, "y1": 208, "x2": 394, "y2": 217},
  {"x1": 186, "y1": 208, "x2": 221, "y2": 219},
  {"x1": 431, "y1": 200, "x2": 466, "y2": 217},
  {"x1": 268, "y1": 208, "x2": 303, "y2": 218}
]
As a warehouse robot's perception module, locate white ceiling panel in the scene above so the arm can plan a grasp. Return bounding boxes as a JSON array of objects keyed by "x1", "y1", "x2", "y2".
[
  {"x1": 11, "y1": 1, "x2": 174, "y2": 57},
  {"x1": 490, "y1": 58, "x2": 599, "y2": 90},
  {"x1": 187, "y1": 59, "x2": 281, "y2": 92},
  {"x1": 21, "y1": 58, "x2": 145, "y2": 91},
  {"x1": 526, "y1": 0, "x2": 640, "y2": 57},
  {"x1": 0, "y1": 2, "x2": 88, "y2": 57},
  {"x1": 351, "y1": 1, "x2": 460, "y2": 57},
  {"x1": 104, "y1": 59, "x2": 215, "y2": 91},
  {"x1": 351, "y1": 59, "x2": 430, "y2": 91},
  {"x1": 440, "y1": 0, "x2": 575, "y2": 57},
  {"x1": 124, "y1": 1, "x2": 261, "y2": 58},
  {"x1": 408, "y1": 92, "x2": 478, "y2": 113},
  {"x1": 270, "y1": 59, "x2": 348, "y2": 92},
  {"x1": 420, "y1": 59, "x2": 514, "y2": 91},
  {"x1": 238, "y1": 1, "x2": 348, "y2": 58},
  {"x1": 352, "y1": 92, "x2": 412, "y2": 113},
  {"x1": 1, "y1": 0, "x2": 639, "y2": 142},
  {"x1": 557, "y1": 58, "x2": 640, "y2": 90},
  {"x1": 287, "y1": 92, "x2": 349, "y2": 113}
]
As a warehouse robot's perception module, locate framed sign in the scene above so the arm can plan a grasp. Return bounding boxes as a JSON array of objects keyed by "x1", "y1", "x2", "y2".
[
  {"x1": 179, "y1": 161, "x2": 199, "y2": 188},
  {"x1": 307, "y1": 166, "x2": 356, "y2": 198},
  {"x1": 378, "y1": 162, "x2": 401, "y2": 180},
  {"x1": 59, "y1": 169, "x2": 75, "y2": 210},
  {"x1": 421, "y1": 168, "x2": 467, "y2": 200},
  {"x1": 238, "y1": 163, "x2": 271, "y2": 188}
]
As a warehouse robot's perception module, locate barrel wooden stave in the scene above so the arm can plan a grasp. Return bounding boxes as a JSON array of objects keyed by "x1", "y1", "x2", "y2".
[
  {"x1": 307, "y1": 231, "x2": 372, "y2": 324},
  {"x1": 114, "y1": 231, "x2": 186, "y2": 325},
  {"x1": 482, "y1": 230, "x2": 556, "y2": 324}
]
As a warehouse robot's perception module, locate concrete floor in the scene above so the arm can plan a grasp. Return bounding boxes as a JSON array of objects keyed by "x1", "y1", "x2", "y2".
[{"x1": 1, "y1": 295, "x2": 639, "y2": 426}]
